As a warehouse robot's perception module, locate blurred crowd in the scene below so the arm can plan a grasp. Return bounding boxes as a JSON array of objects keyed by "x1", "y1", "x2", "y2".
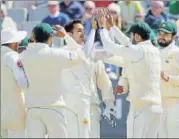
[{"x1": 1, "y1": 0, "x2": 179, "y2": 79}]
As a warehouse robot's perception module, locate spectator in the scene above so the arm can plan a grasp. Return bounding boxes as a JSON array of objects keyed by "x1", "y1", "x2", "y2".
[
  {"x1": 118, "y1": 1, "x2": 144, "y2": 31},
  {"x1": 60, "y1": 0, "x2": 84, "y2": 20},
  {"x1": 145, "y1": 1, "x2": 168, "y2": 35},
  {"x1": 169, "y1": 1, "x2": 179, "y2": 16},
  {"x1": 42, "y1": 1, "x2": 70, "y2": 26},
  {"x1": 108, "y1": 3, "x2": 122, "y2": 29},
  {"x1": 82, "y1": 1, "x2": 96, "y2": 23},
  {"x1": 83, "y1": 1, "x2": 96, "y2": 37},
  {"x1": 0, "y1": 4, "x2": 17, "y2": 30}
]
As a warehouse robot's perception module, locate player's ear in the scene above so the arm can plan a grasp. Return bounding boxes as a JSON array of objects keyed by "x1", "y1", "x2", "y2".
[{"x1": 172, "y1": 34, "x2": 176, "y2": 40}]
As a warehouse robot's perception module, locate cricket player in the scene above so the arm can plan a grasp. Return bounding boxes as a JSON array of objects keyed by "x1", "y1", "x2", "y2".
[
  {"x1": 20, "y1": 23, "x2": 86, "y2": 138},
  {"x1": 157, "y1": 21, "x2": 179, "y2": 138},
  {"x1": 1, "y1": 28, "x2": 28, "y2": 138},
  {"x1": 97, "y1": 11, "x2": 162, "y2": 138},
  {"x1": 60, "y1": 18, "x2": 115, "y2": 138},
  {"x1": 17, "y1": 37, "x2": 29, "y2": 53}
]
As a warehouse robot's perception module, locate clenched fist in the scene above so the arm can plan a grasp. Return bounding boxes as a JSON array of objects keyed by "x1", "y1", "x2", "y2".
[{"x1": 52, "y1": 25, "x2": 67, "y2": 38}]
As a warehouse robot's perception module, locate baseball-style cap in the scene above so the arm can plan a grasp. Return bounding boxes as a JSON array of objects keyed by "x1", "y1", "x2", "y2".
[
  {"x1": 158, "y1": 21, "x2": 177, "y2": 34},
  {"x1": 126, "y1": 22, "x2": 152, "y2": 40},
  {"x1": 19, "y1": 37, "x2": 29, "y2": 48},
  {"x1": 32, "y1": 23, "x2": 54, "y2": 42}
]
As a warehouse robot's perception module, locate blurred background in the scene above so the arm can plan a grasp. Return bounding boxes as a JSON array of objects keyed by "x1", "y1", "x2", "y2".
[{"x1": 1, "y1": 0, "x2": 179, "y2": 137}]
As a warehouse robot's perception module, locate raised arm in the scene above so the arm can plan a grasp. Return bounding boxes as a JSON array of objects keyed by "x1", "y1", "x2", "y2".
[
  {"x1": 83, "y1": 29, "x2": 96, "y2": 57},
  {"x1": 99, "y1": 28, "x2": 143, "y2": 61},
  {"x1": 95, "y1": 60, "x2": 115, "y2": 102}
]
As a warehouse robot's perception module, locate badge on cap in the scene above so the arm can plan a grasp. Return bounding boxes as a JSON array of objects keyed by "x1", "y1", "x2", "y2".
[{"x1": 162, "y1": 24, "x2": 166, "y2": 27}]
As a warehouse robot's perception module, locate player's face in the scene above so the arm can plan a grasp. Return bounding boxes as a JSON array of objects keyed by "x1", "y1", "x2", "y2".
[
  {"x1": 71, "y1": 23, "x2": 85, "y2": 45},
  {"x1": 157, "y1": 31, "x2": 173, "y2": 47},
  {"x1": 9, "y1": 42, "x2": 19, "y2": 51},
  {"x1": 48, "y1": 4, "x2": 59, "y2": 15}
]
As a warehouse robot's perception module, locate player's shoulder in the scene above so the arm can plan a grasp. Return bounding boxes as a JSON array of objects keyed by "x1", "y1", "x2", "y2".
[{"x1": 171, "y1": 46, "x2": 179, "y2": 58}]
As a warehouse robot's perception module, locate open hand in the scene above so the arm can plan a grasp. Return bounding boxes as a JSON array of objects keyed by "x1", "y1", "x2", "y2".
[
  {"x1": 106, "y1": 8, "x2": 114, "y2": 29},
  {"x1": 96, "y1": 8, "x2": 106, "y2": 28}
]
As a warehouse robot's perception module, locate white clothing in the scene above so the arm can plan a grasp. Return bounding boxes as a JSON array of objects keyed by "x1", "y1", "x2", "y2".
[
  {"x1": 100, "y1": 26, "x2": 162, "y2": 138},
  {"x1": 90, "y1": 106, "x2": 101, "y2": 138},
  {"x1": 62, "y1": 33, "x2": 114, "y2": 138},
  {"x1": 1, "y1": 46, "x2": 27, "y2": 131},
  {"x1": 20, "y1": 43, "x2": 85, "y2": 108},
  {"x1": 127, "y1": 105, "x2": 161, "y2": 138},
  {"x1": 20, "y1": 42, "x2": 85, "y2": 138},
  {"x1": 26, "y1": 107, "x2": 66, "y2": 138},
  {"x1": 159, "y1": 45, "x2": 179, "y2": 138},
  {"x1": 100, "y1": 27, "x2": 162, "y2": 108},
  {"x1": 1, "y1": 17, "x2": 17, "y2": 30}
]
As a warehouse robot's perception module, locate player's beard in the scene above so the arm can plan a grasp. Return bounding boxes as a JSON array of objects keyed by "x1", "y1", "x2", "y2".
[{"x1": 158, "y1": 39, "x2": 173, "y2": 48}]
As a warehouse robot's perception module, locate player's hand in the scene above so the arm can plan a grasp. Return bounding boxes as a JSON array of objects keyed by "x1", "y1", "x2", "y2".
[
  {"x1": 115, "y1": 85, "x2": 124, "y2": 94},
  {"x1": 52, "y1": 25, "x2": 67, "y2": 38},
  {"x1": 161, "y1": 71, "x2": 169, "y2": 82},
  {"x1": 96, "y1": 9, "x2": 106, "y2": 28},
  {"x1": 91, "y1": 15, "x2": 97, "y2": 30},
  {"x1": 106, "y1": 8, "x2": 114, "y2": 29}
]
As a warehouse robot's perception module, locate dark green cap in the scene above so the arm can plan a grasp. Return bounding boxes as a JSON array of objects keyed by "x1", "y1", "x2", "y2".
[
  {"x1": 19, "y1": 37, "x2": 28, "y2": 48},
  {"x1": 158, "y1": 21, "x2": 177, "y2": 34},
  {"x1": 126, "y1": 22, "x2": 152, "y2": 40},
  {"x1": 32, "y1": 23, "x2": 53, "y2": 42}
]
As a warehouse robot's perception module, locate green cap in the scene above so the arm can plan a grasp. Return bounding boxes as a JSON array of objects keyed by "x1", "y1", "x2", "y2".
[
  {"x1": 158, "y1": 21, "x2": 177, "y2": 34},
  {"x1": 126, "y1": 22, "x2": 152, "y2": 40},
  {"x1": 33, "y1": 23, "x2": 53, "y2": 39},
  {"x1": 19, "y1": 37, "x2": 28, "y2": 48}
]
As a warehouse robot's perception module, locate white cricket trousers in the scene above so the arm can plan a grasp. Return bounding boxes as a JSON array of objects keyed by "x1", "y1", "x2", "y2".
[
  {"x1": 1, "y1": 129, "x2": 25, "y2": 138},
  {"x1": 127, "y1": 104, "x2": 161, "y2": 138},
  {"x1": 64, "y1": 94, "x2": 91, "y2": 138},
  {"x1": 158, "y1": 100, "x2": 179, "y2": 138},
  {"x1": 26, "y1": 107, "x2": 67, "y2": 138},
  {"x1": 90, "y1": 105, "x2": 101, "y2": 138}
]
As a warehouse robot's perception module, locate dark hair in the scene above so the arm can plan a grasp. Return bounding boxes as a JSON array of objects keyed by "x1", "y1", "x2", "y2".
[
  {"x1": 32, "y1": 29, "x2": 52, "y2": 43},
  {"x1": 133, "y1": 30, "x2": 150, "y2": 41},
  {"x1": 64, "y1": 20, "x2": 82, "y2": 33}
]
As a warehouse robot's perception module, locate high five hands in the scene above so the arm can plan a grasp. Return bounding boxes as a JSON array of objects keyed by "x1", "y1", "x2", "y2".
[{"x1": 92, "y1": 8, "x2": 115, "y2": 30}]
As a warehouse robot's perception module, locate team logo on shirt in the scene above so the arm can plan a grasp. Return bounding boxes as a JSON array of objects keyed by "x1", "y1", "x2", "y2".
[
  {"x1": 17, "y1": 60, "x2": 23, "y2": 67},
  {"x1": 166, "y1": 53, "x2": 173, "y2": 63},
  {"x1": 82, "y1": 118, "x2": 88, "y2": 125},
  {"x1": 162, "y1": 24, "x2": 166, "y2": 27}
]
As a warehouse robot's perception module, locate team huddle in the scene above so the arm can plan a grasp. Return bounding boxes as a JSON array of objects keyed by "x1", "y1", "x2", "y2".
[{"x1": 1, "y1": 8, "x2": 179, "y2": 138}]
